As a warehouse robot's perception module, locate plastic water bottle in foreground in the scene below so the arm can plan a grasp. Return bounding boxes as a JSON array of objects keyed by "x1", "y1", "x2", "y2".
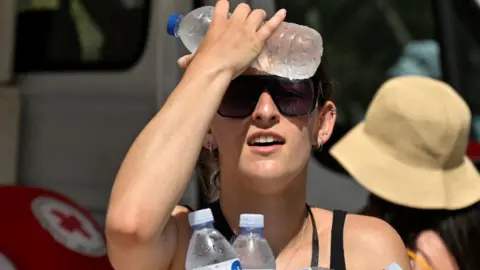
[
  {"x1": 385, "y1": 262, "x2": 403, "y2": 270},
  {"x1": 186, "y1": 208, "x2": 242, "y2": 270},
  {"x1": 167, "y1": 6, "x2": 323, "y2": 80},
  {"x1": 232, "y1": 214, "x2": 275, "y2": 269}
]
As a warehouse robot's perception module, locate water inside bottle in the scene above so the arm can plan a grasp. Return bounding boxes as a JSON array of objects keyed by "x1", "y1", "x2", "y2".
[{"x1": 171, "y1": 6, "x2": 324, "y2": 80}]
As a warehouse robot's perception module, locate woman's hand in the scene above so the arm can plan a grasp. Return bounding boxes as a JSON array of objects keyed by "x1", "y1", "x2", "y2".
[{"x1": 183, "y1": 0, "x2": 286, "y2": 79}]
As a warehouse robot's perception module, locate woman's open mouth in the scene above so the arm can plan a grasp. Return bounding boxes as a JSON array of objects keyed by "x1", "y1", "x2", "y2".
[{"x1": 247, "y1": 134, "x2": 285, "y2": 155}]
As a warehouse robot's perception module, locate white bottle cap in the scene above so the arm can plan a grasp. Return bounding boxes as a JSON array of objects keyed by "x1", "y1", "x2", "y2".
[
  {"x1": 239, "y1": 214, "x2": 264, "y2": 228},
  {"x1": 188, "y1": 208, "x2": 214, "y2": 226}
]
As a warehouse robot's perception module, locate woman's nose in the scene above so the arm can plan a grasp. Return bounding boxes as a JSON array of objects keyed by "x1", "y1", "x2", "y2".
[{"x1": 251, "y1": 92, "x2": 280, "y2": 125}]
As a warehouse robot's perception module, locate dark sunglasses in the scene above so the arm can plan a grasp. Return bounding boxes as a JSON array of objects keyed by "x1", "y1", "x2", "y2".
[{"x1": 218, "y1": 75, "x2": 322, "y2": 118}]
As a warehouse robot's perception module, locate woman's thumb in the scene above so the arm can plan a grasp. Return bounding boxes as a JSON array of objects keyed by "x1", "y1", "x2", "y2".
[{"x1": 177, "y1": 54, "x2": 194, "y2": 68}]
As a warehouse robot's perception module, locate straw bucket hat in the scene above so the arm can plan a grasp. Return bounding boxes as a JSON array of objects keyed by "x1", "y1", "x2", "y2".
[{"x1": 330, "y1": 76, "x2": 480, "y2": 210}]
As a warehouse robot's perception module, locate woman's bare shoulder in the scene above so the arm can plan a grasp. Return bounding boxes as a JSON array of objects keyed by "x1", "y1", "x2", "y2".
[
  {"x1": 309, "y1": 208, "x2": 410, "y2": 269},
  {"x1": 343, "y1": 214, "x2": 411, "y2": 269}
]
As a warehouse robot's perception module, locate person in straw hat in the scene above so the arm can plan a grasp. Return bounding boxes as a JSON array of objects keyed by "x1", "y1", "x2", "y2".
[{"x1": 330, "y1": 75, "x2": 480, "y2": 270}]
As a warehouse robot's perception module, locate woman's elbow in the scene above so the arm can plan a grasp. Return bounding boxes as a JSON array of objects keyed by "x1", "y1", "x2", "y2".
[{"x1": 105, "y1": 208, "x2": 155, "y2": 244}]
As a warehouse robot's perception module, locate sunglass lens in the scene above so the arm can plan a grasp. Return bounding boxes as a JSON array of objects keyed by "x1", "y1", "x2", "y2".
[
  {"x1": 273, "y1": 80, "x2": 316, "y2": 116},
  {"x1": 218, "y1": 76, "x2": 317, "y2": 118},
  {"x1": 218, "y1": 79, "x2": 258, "y2": 118}
]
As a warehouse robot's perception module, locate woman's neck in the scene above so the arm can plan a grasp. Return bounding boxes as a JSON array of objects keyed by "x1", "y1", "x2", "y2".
[{"x1": 218, "y1": 170, "x2": 309, "y2": 255}]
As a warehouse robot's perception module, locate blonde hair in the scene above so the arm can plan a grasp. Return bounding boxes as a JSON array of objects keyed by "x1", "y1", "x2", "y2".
[{"x1": 195, "y1": 148, "x2": 220, "y2": 203}]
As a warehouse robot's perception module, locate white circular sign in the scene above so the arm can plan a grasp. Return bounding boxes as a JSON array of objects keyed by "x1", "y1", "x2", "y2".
[
  {"x1": 31, "y1": 196, "x2": 106, "y2": 257},
  {"x1": 0, "y1": 253, "x2": 16, "y2": 270}
]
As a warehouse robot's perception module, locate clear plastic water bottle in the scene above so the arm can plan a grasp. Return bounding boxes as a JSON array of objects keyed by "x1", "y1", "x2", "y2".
[
  {"x1": 385, "y1": 262, "x2": 403, "y2": 270},
  {"x1": 232, "y1": 214, "x2": 276, "y2": 270},
  {"x1": 186, "y1": 208, "x2": 242, "y2": 270},
  {"x1": 167, "y1": 6, "x2": 323, "y2": 80}
]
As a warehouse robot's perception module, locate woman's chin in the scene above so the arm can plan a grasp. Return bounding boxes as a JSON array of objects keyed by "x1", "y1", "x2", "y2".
[
  {"x1": 238, "y1": 161, "x2": 300, "y2": 189},
  {"x1": 241, "y1": 160, "x2": 286, "y2": 177}
]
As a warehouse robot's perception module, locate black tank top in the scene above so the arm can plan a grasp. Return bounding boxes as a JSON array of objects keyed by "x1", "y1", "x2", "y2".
[{"x1": 186, "y1": 201, "x2": 347, "y2": 270}]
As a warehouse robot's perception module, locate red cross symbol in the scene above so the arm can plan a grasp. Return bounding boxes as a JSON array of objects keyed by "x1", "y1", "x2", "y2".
[{"x1": 51, "y1": 209, "x2": 91, "y2": 239}]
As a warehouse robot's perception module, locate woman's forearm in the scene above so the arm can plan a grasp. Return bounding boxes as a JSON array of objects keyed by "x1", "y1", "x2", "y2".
[{"x1": 106, "y1": 66, "x2": 232, "y2": 239}]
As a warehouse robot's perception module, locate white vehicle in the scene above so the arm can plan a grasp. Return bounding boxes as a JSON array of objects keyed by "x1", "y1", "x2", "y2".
[{"x1": 1, "y1": 0, "x2": 479, "y2": 229}]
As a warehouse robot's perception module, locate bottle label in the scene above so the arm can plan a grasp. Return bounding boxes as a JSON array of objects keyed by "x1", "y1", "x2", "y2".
[{"x1": 193, "y1": 258, "x2": 242, "y2": 270}]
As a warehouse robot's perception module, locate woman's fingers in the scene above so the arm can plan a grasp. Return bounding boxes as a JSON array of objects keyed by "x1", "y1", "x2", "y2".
[
  {"x1": 229, "y1": 3, "x2": 251, "y2": 24},
  {"x1": 211, "y1": 0, "x2": 230, "y2": 27},
  {"x1": 180, "y1": 3, "x2": 288, "y2": 79},
  {"x1": 245, "y1": 9, "x2": 267, "y2": 30},
  {"x1": 256, "y1": 9, "x2": 286, "y2": 42}
]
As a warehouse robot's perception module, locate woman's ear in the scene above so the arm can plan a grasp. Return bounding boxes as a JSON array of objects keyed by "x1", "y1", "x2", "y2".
[
  {"x1": 414, "y1": 230, "x2": 459, "y2": 270},
  {"x1": 314, "y1": 101, "x2": 336, "y2": 147}
]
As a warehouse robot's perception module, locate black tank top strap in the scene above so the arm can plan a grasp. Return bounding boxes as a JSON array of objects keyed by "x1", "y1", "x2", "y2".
[
  {"x1": 330, "y1": 209, "x2": 347, "y2": 270},
  {"x1": 209, "y1": 200, "x2": 236, "y2": 243},
  {"x1": 306, "y1": 204, "x2": 319, "y2": 267}
]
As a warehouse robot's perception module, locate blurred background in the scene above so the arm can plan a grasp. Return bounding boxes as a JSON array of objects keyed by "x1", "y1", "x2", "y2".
[{"x1": 1, "y1": 0, "x2": 479, "y2": 229}]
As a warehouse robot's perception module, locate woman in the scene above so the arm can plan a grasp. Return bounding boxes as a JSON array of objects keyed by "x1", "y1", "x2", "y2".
[
  {"x1": 105, "y1": 1, "x2": 410, "y2": 269},
  {"x1": 330, "y1": 76, "x2": 480, "y2": 270}
]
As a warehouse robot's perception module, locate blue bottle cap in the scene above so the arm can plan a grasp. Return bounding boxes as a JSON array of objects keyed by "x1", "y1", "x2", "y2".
[{"x1": 167, "y1": 14, "x2": 183, "y2": 37}]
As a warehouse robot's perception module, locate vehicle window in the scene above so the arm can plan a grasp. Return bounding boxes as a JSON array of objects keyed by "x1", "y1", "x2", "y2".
[
  {"x1": 15, "y1": 0, "x2": 150, "y2": 71},
  {"x1": 275, "y1": 0, "x2": 436, "y2": 172}
]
